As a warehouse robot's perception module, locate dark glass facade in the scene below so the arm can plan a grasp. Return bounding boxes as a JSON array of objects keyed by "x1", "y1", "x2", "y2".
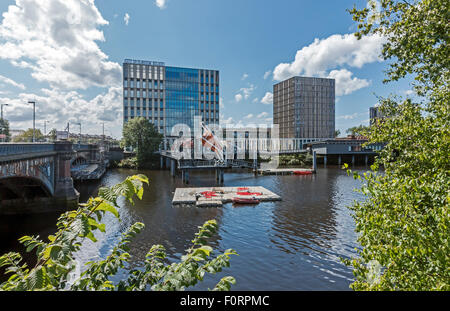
[
  {"x1": 122, "y1": 59, "x2": 219, "y2": 146},
  {"x1": 165, "y1": 67, "x2": 199, "y2": 134}
]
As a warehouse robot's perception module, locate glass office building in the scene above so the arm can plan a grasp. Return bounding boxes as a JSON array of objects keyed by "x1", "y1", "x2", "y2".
[
  {"x1": 123, "y1": 59, "x2": 219, "y2": 148},
  {"x1": 273, "y1": 76, "x2": 335, "y2": 140}
]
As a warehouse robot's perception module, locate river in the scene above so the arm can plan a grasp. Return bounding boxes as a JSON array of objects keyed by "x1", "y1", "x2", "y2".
[{"x1": 0, "y1": 167, "x2": 366, "y2": 290}]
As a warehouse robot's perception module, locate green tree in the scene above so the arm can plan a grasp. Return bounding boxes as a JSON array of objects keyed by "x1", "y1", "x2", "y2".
[
  {"x1": 12, "y1": 128, "x2": 44, "y2": 142},
  {"x1": 122, "y1": 117, "x2": 163, "y2": 167},
  {"x1": 346, "y1": 124, "x2": 368, "y2": 136},
  {"x1": 0, "y1": 175, "x2": 237, "y2": 291},
  {"x1": 344, "y1": 0, "x2": 449, "y2": 290},
  {"x1": 47, "y1": 128, "x2": 57, "y2": 141},
  {"x1": 335, "y1": 129, "x2": 341, "y2": 138},
  {"x1": 0, "y1": 118, "x2": 10, "y2": 142}
]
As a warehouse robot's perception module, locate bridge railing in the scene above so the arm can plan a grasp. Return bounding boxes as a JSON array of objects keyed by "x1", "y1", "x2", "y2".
[{"x1": 0, "y1": 143, "x2": 56, "y2": 157}]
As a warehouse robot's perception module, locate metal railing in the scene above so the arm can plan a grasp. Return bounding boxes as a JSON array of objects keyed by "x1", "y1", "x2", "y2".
[{"x1": 0, "y1": 143, "x2": 55, "y2": 157}]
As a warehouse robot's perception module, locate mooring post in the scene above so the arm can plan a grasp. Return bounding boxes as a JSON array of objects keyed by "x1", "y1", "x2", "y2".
[
  {"x1": 365, "y1": 155, "x2": 368, "y2": 166},
  {"x1": 338, "y1": 155, "x2": 342, "y2": 167},
  {"x1": 324, "y1": 155, "x2": 327, "y2": 168},
  {"x1": 170, "y1": 159, "x2": 176, "y2": 177},
  {"x1": 313, "y1": 151, "x2": 317, "y2": 172},
  {"x1": 160, "y1": 156, "x2": 164, "y2": 169},
  {"x1": 352, "y1": 155, "x2": 355, "y2": 166}
]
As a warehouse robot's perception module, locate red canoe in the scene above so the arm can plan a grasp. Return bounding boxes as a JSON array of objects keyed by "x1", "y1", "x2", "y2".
[
  {"x1": 293, "y1": 170, "x2": 313, "y2": 175},
  {"x1": 232, "y1": 197, "x2": 260, "y2": 204}
]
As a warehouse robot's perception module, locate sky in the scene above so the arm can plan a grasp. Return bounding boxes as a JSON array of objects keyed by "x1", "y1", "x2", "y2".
[{"x1": 0, "y1": 0, "x2": 414, "y2": 138}]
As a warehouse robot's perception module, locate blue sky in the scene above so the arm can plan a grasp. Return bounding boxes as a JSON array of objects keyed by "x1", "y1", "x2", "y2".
[{"x1": 0, "y1": 0, "x2": 413, "y2": 138}]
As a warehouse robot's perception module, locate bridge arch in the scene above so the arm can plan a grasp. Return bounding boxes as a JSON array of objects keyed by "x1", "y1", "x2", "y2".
[
  {"x1": 71, "y1": 155, "x2": 88, "y2": 167},
  {"x1": 0, "y1": 176, "x2": 52, "y2": 200}
]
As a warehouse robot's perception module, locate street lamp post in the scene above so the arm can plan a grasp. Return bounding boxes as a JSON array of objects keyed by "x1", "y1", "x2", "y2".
[
  {"x1": 0, "y1": 103, "x2": 9, "y2": 143},
  {"x1": 1, "y1": 103, "x2": 9, "y2": 120},
  {"x1": 74, "y1": 122, "x2": 81, "y2": 146},
  {"x1": 28, "y1": 101, "x2": 36, "y2": 142}
]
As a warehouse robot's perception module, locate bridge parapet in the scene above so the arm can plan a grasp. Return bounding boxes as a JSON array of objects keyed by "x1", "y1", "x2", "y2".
[
  {"x1": 0, "y1": 141, "x2": 80, "y2": 214},
  {"x1": 0, "y1": 143, "x2": 55, "y2": 157}
]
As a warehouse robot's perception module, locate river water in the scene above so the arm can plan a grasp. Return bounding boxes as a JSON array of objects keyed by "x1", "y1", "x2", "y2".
[{"x1": 0, "y1": 167, "x2": 366, "y2": 290}]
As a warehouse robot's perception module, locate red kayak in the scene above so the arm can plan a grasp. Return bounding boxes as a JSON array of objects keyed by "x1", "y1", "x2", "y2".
[
  {"x1": 232, "y1": 197, "x2": 260, "y2": 204},
  {"x1": 293, "y1": 170, "x2": 313, "y2": 175}
]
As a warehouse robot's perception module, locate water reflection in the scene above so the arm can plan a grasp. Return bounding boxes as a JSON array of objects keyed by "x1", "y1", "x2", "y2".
[{"x1": 0, "y1": 167, "x2": 366, "y2": 290}]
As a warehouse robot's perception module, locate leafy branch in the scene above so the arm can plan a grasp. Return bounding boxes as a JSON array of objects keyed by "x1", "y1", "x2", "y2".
[{"x1": 0, "y1": 174, "x2": 237, "y2": 291}]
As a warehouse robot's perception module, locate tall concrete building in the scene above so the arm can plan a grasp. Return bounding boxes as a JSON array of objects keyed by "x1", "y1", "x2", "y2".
[
  {"x1": 122, "y1": 59, "x2": 219, "y2": 147},
  {"x1": 273, "y1": 76, "x2": 335, "y2": 140}
]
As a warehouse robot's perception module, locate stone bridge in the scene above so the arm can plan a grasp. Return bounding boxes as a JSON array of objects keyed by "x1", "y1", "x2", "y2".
[{"x1": 0, "y1": 142, "x2": 104, "y2": 215}]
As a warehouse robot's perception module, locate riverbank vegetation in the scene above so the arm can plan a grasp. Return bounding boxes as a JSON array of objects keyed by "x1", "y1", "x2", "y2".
[
  {"x1": 0, "y1": 175, "x2": 237, "y2": 291},
  {"x1": 277, "y1": 153, "x2": 313, "y2": 168},
  {"x1": 0, "y1": 118, "x2": 10, "y2": 142},
  {"x1": 120, "y1": 117, "x2": 163, "y2": 169},
  {"x1": 344, "y1": 0, "x2": 449, "y2": 290}
]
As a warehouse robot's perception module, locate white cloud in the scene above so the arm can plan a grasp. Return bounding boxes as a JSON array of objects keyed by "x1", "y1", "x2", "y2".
[
  {"x1": 241, "y1": 73, "x2": 249, "y2": 80},
  {"x1": 0, "y1": 0, "x2": 122, "y2": 90},
  {"x1": 336, "y1": 112, "x2": 365, "y2": 120},
  {"x1": 263, "y1": 70, "x2": 271, "y2": 80},
  {"x1": 272, "y1": 33, "x2": 385, "y2": 96},
  {"x1": 0, "y1": 86, "x2": 123, "y2": 137},
  {"x1": 155, "y1": 0, "x2": 167, "y2": 9},
  {"x1": 240, "y1": 84, "x2": 255, "y2": 99},
  {"x1": 327, "y1": 69, "x2": 370, "y2": 96},
  {"x1": 261, "y1": 92, "x2": 273, "y2": 105},
  {"x1": 244, "y1": 113, "x2": 253, "y2": 119},
  {"x1": 257, "y1": 112, "x2": 268, "y2": 118},
  {"x1": 0, "y1": 0, "x2": 123, "y2": 137},
  {"x1": 234, "y1": 84, "x2": 255, "y2": 102},
  {"x1": 273, "y1": 33, "x2": 385, "y2": 81},
  {"x1": 252, "y1": 98, "x2": 259, "y2": 103},
  {"x1": 220, "y1": 117, "x2": 233, "y2": 125},
  {"x1": 124, "y1": 13, "x2": 130, "y2": 25},
  {"x1": 0, "y1": 74, "x2": 25, "y2": 90},
  {"x1": 219, "y1": 97, "x2": 224, "y2": 108}
]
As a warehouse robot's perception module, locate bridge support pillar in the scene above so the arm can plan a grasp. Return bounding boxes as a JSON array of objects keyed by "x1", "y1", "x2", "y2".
[
  {"x1": 170, "y1": 159, "x2": 176, "y2": 177},
  {"x1": 54, "y1": 142, "x2": 79, "y2": 208},
  {"x1": 216, "y1": 169, "x2": 224, "y2": 184},
  {"x1": 181, "y1": 170, "x2": 189, "y2": 184},
  {"x1": 166, "y1": 157, "x2": 170, "y2": 170}
]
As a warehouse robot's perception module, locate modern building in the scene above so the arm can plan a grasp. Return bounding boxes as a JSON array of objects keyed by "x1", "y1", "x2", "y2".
[
  {"x1": 122, "y1": 59, "x2": 220, "y2": 148},
  {"x1": 369, "y1": 106, "x2": 384, "y2": 125},
  {"x1": 273, "y1": 76, "x2": 335, "y2": 146},
  {"x1": 306, "y1": 136, "x2": 384, "y2": 167}
]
